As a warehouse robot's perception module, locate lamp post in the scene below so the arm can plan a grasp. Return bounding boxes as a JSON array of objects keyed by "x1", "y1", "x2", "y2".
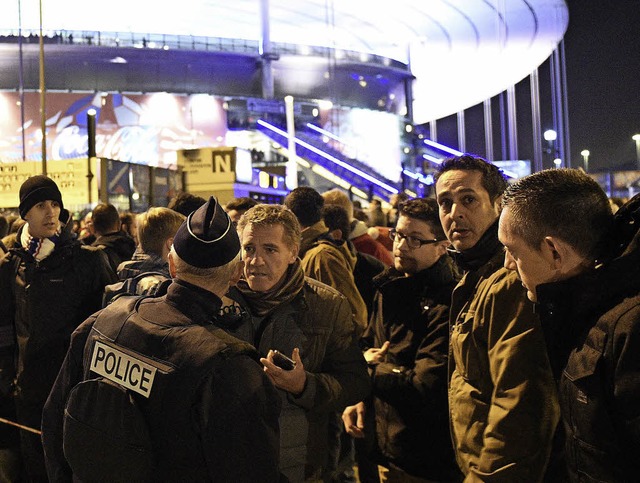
[
  {"x1": 581, "y1": 149, "x2": 590, "y2": 173},
  {"x1": 87, "y1": 109, "x2": 96, "y2": 204},
  {"x1": 543, "y1": 129, "x2": 558, "y2": 168},
  {"x1": 633, "y1": 134, "x2": 640, "y2": 170}
]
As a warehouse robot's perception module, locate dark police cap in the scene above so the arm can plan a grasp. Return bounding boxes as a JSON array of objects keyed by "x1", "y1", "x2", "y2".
[{"x1": 173, "y1": 196, "x2": 240, "y2": 268}]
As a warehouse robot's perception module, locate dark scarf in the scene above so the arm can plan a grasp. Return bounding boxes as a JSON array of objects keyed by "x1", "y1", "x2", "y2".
[
  {"x1": 235, "y1": 259, "x2": 305, "y2": 316},
  {"x1": 448, "y1": 219, "x2": 502, "y2": 272}
]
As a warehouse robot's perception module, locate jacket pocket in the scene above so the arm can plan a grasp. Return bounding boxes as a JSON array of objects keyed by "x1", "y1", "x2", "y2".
[{"x1": 450, "y1": 309, "x2": 482, "y2": 383}]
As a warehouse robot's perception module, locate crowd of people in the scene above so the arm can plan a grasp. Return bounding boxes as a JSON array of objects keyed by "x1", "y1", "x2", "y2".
[{"x1": 0, "y1": 155, "x2": 637, "y2": 482}]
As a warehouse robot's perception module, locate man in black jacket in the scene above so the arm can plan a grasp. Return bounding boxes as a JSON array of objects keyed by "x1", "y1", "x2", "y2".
[
  {"x1": 91, "y1": 202, "x2": 136, "y2": 271},
  {"x1": 499, "y1": 169, "x2": 640, "y2": 481},
  {"x1": 342, "y1": 198, "x2": 461, "y2": 482},
  {"x1": 0, "y1": 175, "x2": 116, "y2": 481},
  {"x1": 42, "y1": 197, "x2": 281, "y2": 482}
]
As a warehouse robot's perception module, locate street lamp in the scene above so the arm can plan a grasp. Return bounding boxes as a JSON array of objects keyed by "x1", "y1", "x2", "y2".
[
  {"x1": 581, "y1": 149, "x2": 590, "y2": 173},
  {"x1": 543, "y1": 129, "x2": 558, "y2": 168},
  {"x1": 543, "y1": 129, "x2": 557, "y2": 142},
  {"x1": 553, "y1": 158, "x2": 562, "y2": 169},
  {"x1": 633, "y1": 134, "x2": 640, "y2": 170}
]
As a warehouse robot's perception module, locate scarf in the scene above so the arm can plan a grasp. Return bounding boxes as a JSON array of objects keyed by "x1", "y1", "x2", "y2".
[
  {"x1": 235, "y1": 259, "x2": 305, "y2": 316},
  {"x1": 448, "y1": 219, "x2": 502, "y2": 272},
  {"x1": 20, "y1": 223, "x2": 61, "y2": 262}
]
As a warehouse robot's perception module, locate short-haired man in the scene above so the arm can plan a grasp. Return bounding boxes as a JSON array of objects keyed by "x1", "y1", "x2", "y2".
[
  {"x1": 285, "y1": 186, "x2": 368, "y2": 332},
  {"x1": 91, "y1": 203, "x2": 136, "y2": 271},
  {"x1": 0, "y1": 175, "x2": 116, "y2": 480},
  {"x1": 343, "y1": 198, "x2": 461, "y2": 482},
  {"x1": 226, "y1": 203, "x2": 370, "y2": 482},
  {"x1": 499, "y1": 169, "x2": 640, "y2": 481},
  {"x1": 42, "y1": 197, "x2": 281, "y2": 481},
  {"x1": 167, "y1": 192, "x2": 206, "y2": 217},
  {"x1": 225, "y1": 196, "x2": 258, "y2": 225},
  {"x1": 435, "y1": 155, "x2": 559, "y2": 481},
  {"x1": 103, "y1": 207, "x2": 185, "y2": 305}
]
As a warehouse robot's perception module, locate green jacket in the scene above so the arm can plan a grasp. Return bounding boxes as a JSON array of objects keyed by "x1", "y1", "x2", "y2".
[
  {"x1": 299, "y1": 220, "x2": 368, "y2": 333},
  {"x1": 449, "y1": 248, "x2": 560, "y2": 483}
]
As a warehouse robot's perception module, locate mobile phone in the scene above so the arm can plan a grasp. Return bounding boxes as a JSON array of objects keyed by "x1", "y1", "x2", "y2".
[{"x1": 272, "y1": 350, "x2": 296, "y2": 371}]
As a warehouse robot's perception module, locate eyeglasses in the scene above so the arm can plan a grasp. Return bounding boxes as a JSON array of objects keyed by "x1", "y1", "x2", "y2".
[{"x1": 389, "y1": 228, "x2": 446, "y2": 249}]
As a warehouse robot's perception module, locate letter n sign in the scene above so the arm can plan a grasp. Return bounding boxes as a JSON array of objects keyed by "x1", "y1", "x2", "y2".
[{"x1": 211, "y1": 151, "x2": 236, "y2": 174}]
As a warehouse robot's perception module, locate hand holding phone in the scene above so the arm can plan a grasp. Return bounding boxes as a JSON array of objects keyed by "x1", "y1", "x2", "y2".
[{"x1": 271, "y1": 350, "x2": 296, "y2": 371}]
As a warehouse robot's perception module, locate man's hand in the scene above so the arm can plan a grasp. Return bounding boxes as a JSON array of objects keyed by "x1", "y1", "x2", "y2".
[
  {"x1": 342, "y1": 401, "x2": 366, "y2": 438},
  {"x1": 363, "y1": 341, "x2": 390, "y2": 365},
  {"x1": 260, "y1": 348, "x2": 306, "y2": 395}
]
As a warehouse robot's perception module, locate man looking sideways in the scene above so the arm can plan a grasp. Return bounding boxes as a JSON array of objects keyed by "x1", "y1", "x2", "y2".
[{"x1": 434, "y1": 155, "x2": 559, "y2": 482}]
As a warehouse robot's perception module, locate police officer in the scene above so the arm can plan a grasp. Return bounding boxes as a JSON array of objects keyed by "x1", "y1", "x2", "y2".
[{"x1": 41, "y1": 197, "x2": 281, "y2": 482}]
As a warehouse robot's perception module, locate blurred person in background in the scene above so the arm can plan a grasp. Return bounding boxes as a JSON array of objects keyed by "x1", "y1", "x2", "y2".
[{"x1": 91, "y1": 203, "x2": 136, "y2": 272}]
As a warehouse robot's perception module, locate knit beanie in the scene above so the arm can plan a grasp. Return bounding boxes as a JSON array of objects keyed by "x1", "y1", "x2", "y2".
[{"x1": 19, "y1": 175, "x2": 64, "y2": 219}]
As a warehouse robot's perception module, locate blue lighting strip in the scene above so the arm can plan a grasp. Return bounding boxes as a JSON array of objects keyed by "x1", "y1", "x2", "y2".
[
  {"x1": 402, "y1": 169, "x2": 434, "y2": 186},
  {"x1": 258, "y1": 120, "x2": 399, "y2": 194},
  {"x1": 423, "y1": 138, "x2": 463, "y2": 156},
  {"x1": 306, "y1": 123, "x2": 342, "y2": 142},
  {"x1": 423, "y1": 153, "x2": 443, "y2": 165}
]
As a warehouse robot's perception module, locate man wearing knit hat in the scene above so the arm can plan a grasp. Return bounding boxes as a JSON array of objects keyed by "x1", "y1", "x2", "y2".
[
  {"x1": 42, "y1": 196, "x2": 281, "y2": 482},
  {"x1": 0, "y1": 175, "x2": 116, "y2": 481}
]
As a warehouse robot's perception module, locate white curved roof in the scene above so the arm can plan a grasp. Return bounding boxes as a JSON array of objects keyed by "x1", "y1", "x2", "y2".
[{"x1": 5, "y1": 0, "x2": 568, "y2": 123}]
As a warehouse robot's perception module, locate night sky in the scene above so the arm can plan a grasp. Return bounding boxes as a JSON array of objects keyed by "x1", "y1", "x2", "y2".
[{"x1": 564, "y1": 0, "x2": 640, "y2": 171}]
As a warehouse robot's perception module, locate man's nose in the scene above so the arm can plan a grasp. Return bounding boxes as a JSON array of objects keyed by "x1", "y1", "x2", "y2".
[{"x1": 503, "y1": 251, "x2": 516, "y2": 271}]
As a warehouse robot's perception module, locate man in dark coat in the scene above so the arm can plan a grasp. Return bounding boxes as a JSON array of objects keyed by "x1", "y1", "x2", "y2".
[
  {"x1": 499, "y1": 169, "x2": 640, "y2": 481},
  {"x1": 342, "y1": 198, "x2": 461, "y2": 482},
  {"x1": 42, "y1": 197, "x2": 281, "y2": 482},
  {"x1": 0, "y1": 175, "x2": 116, "y2": 480},
  {"x1": 91, "y1": 203, "x2": 136, "y2": 271}
]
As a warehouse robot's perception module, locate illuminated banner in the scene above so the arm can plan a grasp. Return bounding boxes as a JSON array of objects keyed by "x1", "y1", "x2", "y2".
[
  {"x1": 0, "y1": 158, "x2": 98, "y2": 209},
  {"x1": 0, "y1": 92, "x2": 227, "y2": 167}
]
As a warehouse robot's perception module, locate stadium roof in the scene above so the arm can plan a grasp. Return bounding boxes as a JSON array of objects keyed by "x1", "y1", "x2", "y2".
[{"x1": 4, "y1": 0, "x2": 568, "y2": 122}]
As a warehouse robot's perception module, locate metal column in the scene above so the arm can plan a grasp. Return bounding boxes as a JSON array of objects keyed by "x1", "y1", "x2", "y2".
[
  {"x1": 483, "y1": 99, "x2": 494, "y2": 161},
  {"x1": 530, "y1": 68, "x2": 544, "y2": 172}
]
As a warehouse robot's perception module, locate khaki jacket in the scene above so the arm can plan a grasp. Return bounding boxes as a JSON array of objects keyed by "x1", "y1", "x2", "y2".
[
  {"x1": 449, "y1": 249, "x2": 560, "y2": 483},
  {"x1": 300, "y1": 220, "x2": 368, "y2": 332}
]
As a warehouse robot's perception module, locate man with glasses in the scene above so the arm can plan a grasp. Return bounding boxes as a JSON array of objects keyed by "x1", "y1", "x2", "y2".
[
  {"x1": 434, "y1": 155, "x2": 559, "y2": 482},
  {"x1": 342, "y1": 198, "x2": 461, "y2": 482}
]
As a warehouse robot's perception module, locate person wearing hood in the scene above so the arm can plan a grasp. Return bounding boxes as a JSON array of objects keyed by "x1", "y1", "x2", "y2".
[
  {"x1": 0, "y1": 175, "x2": 116, "y2": 481},
  {"x1": 91, "y1": 203, "x2": 137, "y2": 272},
  {"x1": 499, "y1": 169, "x2": 640, "y2": 482},
  {"x1": 284, "y1": 187, "x2": 368, "y2": 334},
  {"x1": 322, "y1": 189, "x2": 393, "y2": 267},
  {"x1": 434, "y1": 155, "x2": 559, "y2": 482}
]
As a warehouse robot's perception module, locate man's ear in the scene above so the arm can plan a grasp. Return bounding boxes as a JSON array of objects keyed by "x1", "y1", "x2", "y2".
[
  {"x1": 542, "y1": 236, "x2": 583, "y2": 275},
  {"x1": 493, "y1": 194, "x2": 503, "y2": 216},
  {"x1": 229, "y1": 260, "x2": 244, "y2": 286},
  {"x1": 168, "y1": 252, "x2": 177, "y2": 278},
  {"x1": 289, "y1": 244, "x2": 299, "y2": 264},
  {"x1": 328, "y1": 228, "x2": 343, "y2": 241}
]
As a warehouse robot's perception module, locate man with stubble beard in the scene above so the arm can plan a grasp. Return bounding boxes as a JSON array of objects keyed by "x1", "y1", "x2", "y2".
[{"x1": 434, "y1": 155, "x2": 559, "y2": 482}]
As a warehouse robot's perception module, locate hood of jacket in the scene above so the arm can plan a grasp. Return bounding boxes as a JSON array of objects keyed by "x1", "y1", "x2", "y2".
[
  {"x1": 349, "y1": 219, "x2": 369, "y2": 239},
  {"x1": 93, "y1": 231, "x2": 137, "y2": 260}
]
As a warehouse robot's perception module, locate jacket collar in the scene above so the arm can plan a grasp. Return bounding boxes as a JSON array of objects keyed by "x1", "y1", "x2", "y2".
[
  {"x1": 449, "y1": 219, "x2": 502, "y2": 272},
  {"x1": 165, "y1": 279, "x2": 224, "y2": 326}
]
